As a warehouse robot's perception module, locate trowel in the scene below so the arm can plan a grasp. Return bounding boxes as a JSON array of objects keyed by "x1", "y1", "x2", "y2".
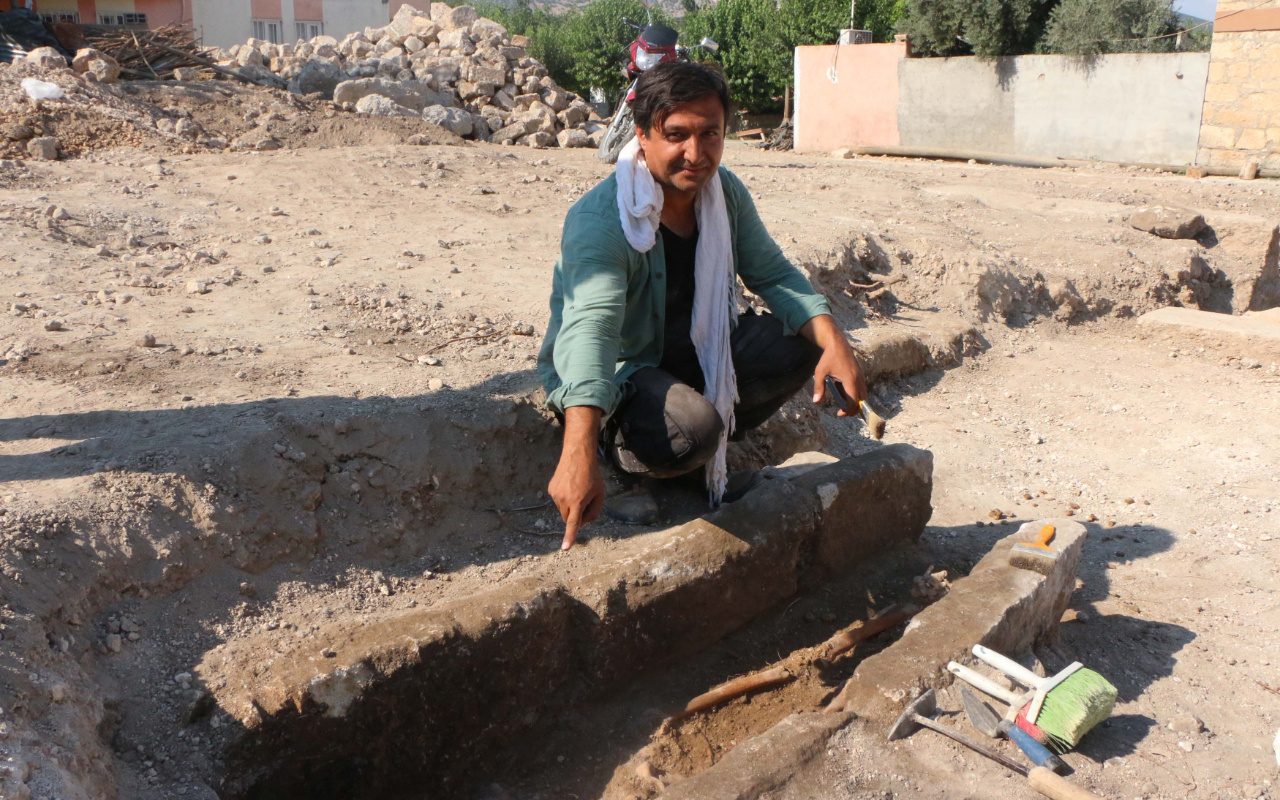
[{"x1": 960, "y1": 685, "x2": 1068, "y2": 775}]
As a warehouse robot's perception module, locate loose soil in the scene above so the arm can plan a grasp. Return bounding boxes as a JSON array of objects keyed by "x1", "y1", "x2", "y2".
[{"x1": 0, "y1": 130, "x2": 1277, "y2": 800}]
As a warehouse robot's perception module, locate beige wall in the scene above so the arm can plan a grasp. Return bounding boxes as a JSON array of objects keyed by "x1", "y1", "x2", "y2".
[{"x1": 1197, "y1": 0, "x2": 1280, "y2": 170}]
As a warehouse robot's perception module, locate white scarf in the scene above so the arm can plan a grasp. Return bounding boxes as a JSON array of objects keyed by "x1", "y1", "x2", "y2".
[{"x1": 615, "y1": 137, "x2": 739, "y2": 505}]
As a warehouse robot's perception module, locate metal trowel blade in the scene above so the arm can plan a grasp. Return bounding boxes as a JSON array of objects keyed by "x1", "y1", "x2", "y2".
[{"x1": 959, "y1": 685, "x2": 1001, "y2": 738}]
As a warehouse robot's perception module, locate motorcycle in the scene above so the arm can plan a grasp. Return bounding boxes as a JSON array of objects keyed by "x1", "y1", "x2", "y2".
[{"x1": 596, "y1": 14, "x2": 718, "y2": 164}]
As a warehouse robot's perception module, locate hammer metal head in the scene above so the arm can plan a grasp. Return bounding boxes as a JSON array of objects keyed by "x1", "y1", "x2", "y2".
[{"x1": 886, "y1": 689, "x2": 937, "y2": 741}]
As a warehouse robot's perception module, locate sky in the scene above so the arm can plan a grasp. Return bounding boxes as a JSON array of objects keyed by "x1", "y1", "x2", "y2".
[{"x1": 1174, "y1": 0, "x2": 1218, "y2": 20}]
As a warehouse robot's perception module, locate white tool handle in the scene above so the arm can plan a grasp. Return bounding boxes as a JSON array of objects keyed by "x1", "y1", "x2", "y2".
[
  {"x1": 948, "y1": 662, "x2": 1022, "y2": 705},
  {"x1": 973, "y1": 645, "x2": 1042, "y2": 687},
  {"x1": 1027, "y1": 662, "x2": 1083, "y2": 720}
]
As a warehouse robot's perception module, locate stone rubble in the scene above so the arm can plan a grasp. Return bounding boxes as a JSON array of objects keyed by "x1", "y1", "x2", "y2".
[{"x1": 210, "y1": 3, "x2": 606, "y2": 148}]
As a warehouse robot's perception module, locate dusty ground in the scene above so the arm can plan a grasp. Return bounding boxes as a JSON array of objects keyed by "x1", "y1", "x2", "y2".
[{"x1": 0, "y1": 130, "x2": 1277, "y2": 800}]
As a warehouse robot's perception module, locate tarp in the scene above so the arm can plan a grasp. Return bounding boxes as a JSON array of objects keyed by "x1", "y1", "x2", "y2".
[{"x1": 0, "y1": 9, "x2": 72, "y2": 64}]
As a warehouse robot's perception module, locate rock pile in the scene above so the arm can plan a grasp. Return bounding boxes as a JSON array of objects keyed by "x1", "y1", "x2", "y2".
[
  {"x1": 211, "y1": 3, "x2": 606, "y2": 148},
  {"x1": 20, "y1": 46, "x2": 122, "y2": 84}
]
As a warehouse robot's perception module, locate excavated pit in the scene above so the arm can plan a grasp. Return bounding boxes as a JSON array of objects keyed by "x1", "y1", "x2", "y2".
[
  {"x1": 0, "y1": 382, "x2": 937, "y2": 800},
  {"x1": 211, "y1": 442, "x2": 933, "y2": 800}
]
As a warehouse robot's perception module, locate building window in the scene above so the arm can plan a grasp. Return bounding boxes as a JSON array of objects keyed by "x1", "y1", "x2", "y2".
[
  {"x1": 295, "y1": 20, "x2": 324, "y2": 41},
  {"x1": 252, "y1": 19, "x2": 283, "y2": 44},
  {"x1": 41, "y1": 12, "x2": 80, "y2": 23},
  {"x1": 99, "y1": 12, "x2": 147, "y2": 26}
]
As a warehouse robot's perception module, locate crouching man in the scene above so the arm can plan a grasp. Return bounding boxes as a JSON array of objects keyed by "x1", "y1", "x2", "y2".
[{"x1": 537, "y1": 61, "x2": 867, "y2": 550}]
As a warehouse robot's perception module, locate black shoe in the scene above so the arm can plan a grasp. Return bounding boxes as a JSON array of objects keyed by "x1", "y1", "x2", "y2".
[{"x1": 602, "y1": 486, "x2": 659, "y2": 525}]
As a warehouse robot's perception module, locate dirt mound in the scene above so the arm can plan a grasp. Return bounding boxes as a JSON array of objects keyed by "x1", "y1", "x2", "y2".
[{"x1": 0, "y1": 61, "x2": 462, "y2": 160}]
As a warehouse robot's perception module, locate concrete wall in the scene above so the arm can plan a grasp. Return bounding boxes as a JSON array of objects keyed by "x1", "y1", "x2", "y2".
[
  {"x1": 899, "y1": 53, "x2": 1211, "y2": 164},
  {"x1": 795, "y1": 48, "x2": 1211, "y2": 165},
  {"x1": 1197, "y1": 0, "x2": 1280, "y2": 171},
  {"x1": 793, "y1": 43, "x2": 904, "y2": 153}
]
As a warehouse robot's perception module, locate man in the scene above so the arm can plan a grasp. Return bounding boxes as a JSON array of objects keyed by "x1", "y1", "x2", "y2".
[{"x1": 538, "y1": 61, "x2": 867, "y2": 551}]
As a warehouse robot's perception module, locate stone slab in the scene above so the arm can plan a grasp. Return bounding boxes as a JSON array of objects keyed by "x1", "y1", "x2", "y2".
[
  {"x1": 830, "y1": 518, "x2": 1086, "y2": 722},
  {"x1": 856, "y1": 318, "x2": 984, "y2": 382},
  {"x1": 661, "y1": 712, "x2": 857, "y2": 800},
  {"x1": 209, "y1": 445, "x2": 933, "y2": 799},
  {"x1": 1138, "y1": 306, "x2": 1280, "y2": 342}
]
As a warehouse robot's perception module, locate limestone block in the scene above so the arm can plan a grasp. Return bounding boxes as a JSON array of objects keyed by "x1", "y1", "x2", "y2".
[
  {"x1": 443, "y1": 5, "x2": 478, "y2": 30},
  {"x1": 458, "y1": 80, "x2": 496, "y2": 100},
  {"x1": 557, "y1": 104, "x2": 588, "y2": 128},
  {"x1": 519, "y1": 101, "x2": 557, "y2": 134},
  {"x1": 662, "y1": 713, "x2": 856, "y2": 800},
  {"x1": 525, "y1": 131, "x2": 555, "y2": 148},
  {"x1": 1205, "y1": 82, "x2": 1240, "y2": 103},
  {"x1": 389, "y1": 4, "x2": 440, "y2": 39},
  {"x1": 72, "y1": 48, "x2": 121, "y2": 83},
  {"x1": 237, "y1": 64, "x2": 285, "y2": 89},
  {"x1": 422, "y1": 104, "x2": 474, "y2": 137},
  {"x1": 492, "y1": 89, "x2": 515, "y2": 111},
  {"x1": 470, "y1": 63, "x2": 507, "y2": 85},
  {"x1": 542, "y1": 88, "x2": 571, "y2": 112},
  {"x1": 1237, "y1": 127, "x2": 1268, "y2": 150},
  {"x1": 235, "y1": 47, "x2": 264, "y2": 68},
  {"x1": 470, "y1": 17, "x2": 507, "y2": 39},
  {"x1": 556, "y1": 128, "x2": 590, "y2": 148},
  {"x1": 24, "y1": 46, "x2": 67, "y2": 70},
  {"x1": 355, "y1": 95, "x2": 417, "y2": 117},
  {"x1": 490, "y1": 122, "x2": 528, "y2": 143},
  {"x1": 27, "y1": 137, "x2": 59, "y2": 161},
  {"x1": 1129, "y1": 205, "x2": 1207, "y2": 239},
  {"x1": 831, "y1": 519, "x2": 1087, "y2": 722},
  {"x1": 430, "y1": 2, "x2": 453, "y2": 22},
  {"x1": 287, "y1": 59, "x2": 344, "y2": 98},
  {"x1": 438, "y1": 28, "x2": 475, "y2": 55},
  {"x1": 332, "y1": 78, "x2": 450, "y2": 111},
  {"x1": 1199, "y1": 125, "x2": 1238, "y2": 150}
]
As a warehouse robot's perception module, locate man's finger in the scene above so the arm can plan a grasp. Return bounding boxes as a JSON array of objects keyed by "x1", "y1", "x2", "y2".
[
  {"x1": 812, "y1": 367, "x2": 829, "y2": 404},
  {"x1": 585, "y1": 489, "x2": 605, "y2": 526},
  {"x1": 562, "y1": 506, "x2": 581, "y2": 551}
]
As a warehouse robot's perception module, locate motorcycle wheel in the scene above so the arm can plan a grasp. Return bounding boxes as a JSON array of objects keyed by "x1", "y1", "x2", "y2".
[{"x1": 597, "y1": 102, "x2": 636, "y2": 165}]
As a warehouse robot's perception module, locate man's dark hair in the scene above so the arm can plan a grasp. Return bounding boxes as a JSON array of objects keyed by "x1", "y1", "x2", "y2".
[{"x1": 632, "y1": 61, "x2": 730, "y2": 134}]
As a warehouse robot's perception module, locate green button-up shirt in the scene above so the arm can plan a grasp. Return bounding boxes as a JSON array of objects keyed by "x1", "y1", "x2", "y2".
[{"x1": 537, "y1": 166, "x2": 832, "y2": 415}]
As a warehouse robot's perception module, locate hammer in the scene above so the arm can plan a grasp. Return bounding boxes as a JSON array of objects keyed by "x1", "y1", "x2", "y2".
[
  {"x1": 825, "y1": 375, "x2": 887, "y2": 439},
  {"x1": 887, "y1": 690, "x2": 1105, "y2": 800}
]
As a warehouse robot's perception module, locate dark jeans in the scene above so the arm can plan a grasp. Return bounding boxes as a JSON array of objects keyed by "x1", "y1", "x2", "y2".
[{"x1": 608, "y1": 311, "x2": 822, "y2": 479}]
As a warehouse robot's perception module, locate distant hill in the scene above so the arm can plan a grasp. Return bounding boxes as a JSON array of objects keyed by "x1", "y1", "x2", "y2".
[{"x1": 1177, "y1": 12, "x2": 1208, "y2": 27}]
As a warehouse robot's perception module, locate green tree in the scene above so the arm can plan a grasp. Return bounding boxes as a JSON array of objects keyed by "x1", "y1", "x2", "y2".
[
  {"x1": 562, "y1": 0, "x2": 672, "y2": 95},
  {"x1": 1041, "y1": 0, "x2": 1190, "y2": 56},
  {"x1": 682, "y1": 0, "x2": 901, "y2": 114},
  {"x1": 896, "y1": 0, "x2": 1057, "y2": 57}
]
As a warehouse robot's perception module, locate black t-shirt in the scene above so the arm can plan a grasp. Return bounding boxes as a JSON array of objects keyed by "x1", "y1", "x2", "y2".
[{"x1": 659, "y1": 223, "x2": 705, "y2": 391}]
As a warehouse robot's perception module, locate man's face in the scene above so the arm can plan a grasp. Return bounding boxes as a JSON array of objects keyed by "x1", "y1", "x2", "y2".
[{"x1": 636, "y1": 94, "x2": 726, "y2": 196}]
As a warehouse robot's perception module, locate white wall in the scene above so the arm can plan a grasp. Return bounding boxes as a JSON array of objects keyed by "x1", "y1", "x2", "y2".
[
  {"x1": 322, "y1": 0, "x2": 392, "y2": 41},
  {"x1": 192, "y1": 0, "x2": 392, "y2": 48},
  {"x1": 191, "y1": 0, "x2": 253, "y2": 48}
]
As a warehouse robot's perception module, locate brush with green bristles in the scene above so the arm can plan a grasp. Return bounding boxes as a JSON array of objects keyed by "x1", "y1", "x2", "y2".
[{"x1": 973, "y1": 645, "x2": 1118, "y2": 750}]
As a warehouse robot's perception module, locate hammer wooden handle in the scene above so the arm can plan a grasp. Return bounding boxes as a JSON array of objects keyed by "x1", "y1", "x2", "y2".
[{"x1": 1029, "y1": 767, "x2": 1106, "y2": 800}]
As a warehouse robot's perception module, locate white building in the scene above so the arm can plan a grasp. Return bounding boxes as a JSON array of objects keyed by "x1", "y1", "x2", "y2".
[{"x1": 190, "y1": 0, "x2": 428, "y2": 49}]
